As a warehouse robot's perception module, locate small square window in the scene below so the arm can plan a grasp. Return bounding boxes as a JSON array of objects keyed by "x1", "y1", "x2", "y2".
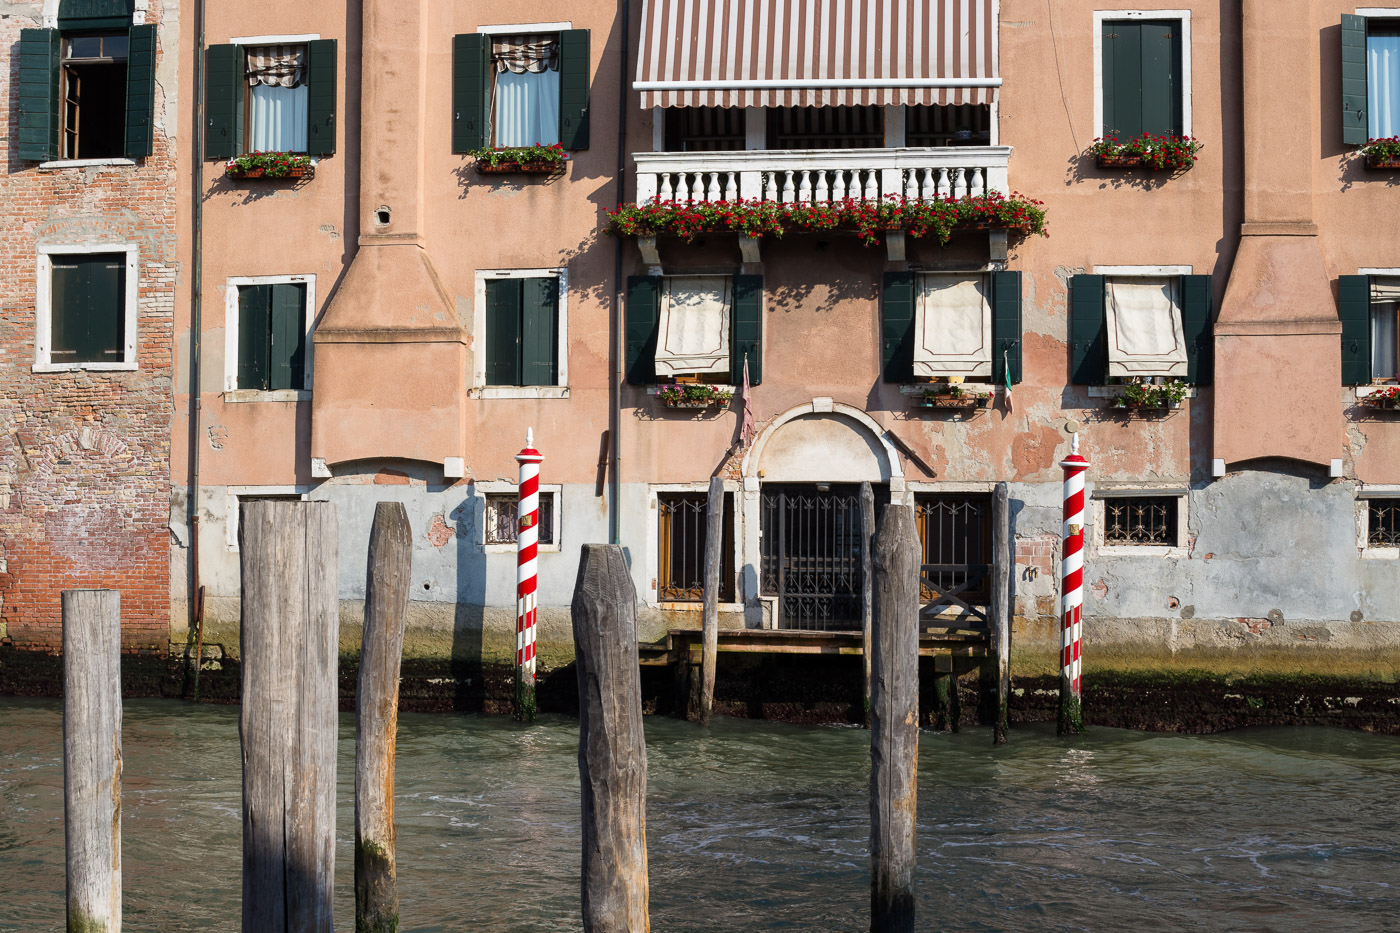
[
  {"x1": 50, "y1": 252, "x2": 126, "y2": 364},
  {"x1": 1367, "y1": 498, "x2": 1400, "y2": 548},
  {"x1": 485, "y1": 492, "x2": 555, "y2": 546},
  {"x1": 491, "y1": 34, "x2": 561, "y2": 147},
  {"x1": 61, "y1": 32, "x2": 129, "y2": 159},
  {"x1": 657, "y1": 492, "x2": 734, "y2": 602},
  {"x1": 1103, "y1": 496, "x2": 1180, "y2": 546},
  {"x1": 236, "y1": 282, "x2": 307, "y2": 391}
]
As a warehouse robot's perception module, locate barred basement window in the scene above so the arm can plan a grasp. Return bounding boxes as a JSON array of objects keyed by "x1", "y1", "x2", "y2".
[
  {"x1": 1103, "y1": 495, "x2": 1179, "y2": 546},
  {"x1": 658, "y1": 492, "x2": 734, "y2": 602},
  {"x1": 485, "y1": 492, "x2": 555, "y2": 546},
  {"x1": 1368, "y1": 499, "x2": 1400, "y2": 547}
]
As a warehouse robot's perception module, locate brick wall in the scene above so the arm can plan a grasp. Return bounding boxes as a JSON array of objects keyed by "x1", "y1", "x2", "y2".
[{"x1": 0, "y1": 1, "x2": 176, "y2": 653}]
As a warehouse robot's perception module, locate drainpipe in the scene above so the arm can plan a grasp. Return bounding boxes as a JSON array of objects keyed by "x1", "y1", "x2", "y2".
[
  {"x1": 187, "y1": 0, "x2": 207, "y2": 659},
  {"x1": 610, "y1": 0, "x2": 631, "y2": 545}
]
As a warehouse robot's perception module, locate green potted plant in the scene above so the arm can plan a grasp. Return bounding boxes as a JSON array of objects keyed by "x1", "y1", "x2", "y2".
[
  {"x1": 656, "y1": 383, "x2": 734, "y2": 409},
  {"x1": 1088, "y1": 134, "x2": 1202, "y2": 172},
  {"x1": 1110, "y1": 379, "x2": 1189, "y2": 411},
  {"x1": 472, "y1": 143, "x2": 570, "y2": 175},
  {"x1": 1361, "y1": 137, "x2": 1400, "y2": 170},
  {"x1": 225, "y1": 151, "x2": 313, "y2": 179},
  {"x1": 919, "y1": 382, "x2": 991, "y2": 409}
]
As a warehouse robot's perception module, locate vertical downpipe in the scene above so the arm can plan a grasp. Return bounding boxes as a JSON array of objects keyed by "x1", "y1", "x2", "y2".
[
  {"x1": 187, "y1": 0, "x2": 208, "y2": 680},
  {"x1": 610, "y1": 0, "x2": 631, "y2": 545}
]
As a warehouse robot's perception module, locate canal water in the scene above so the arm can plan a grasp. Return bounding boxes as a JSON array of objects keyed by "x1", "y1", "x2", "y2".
[{"x1": 1, "y1": 699, "x2": 1398, "y2": 932}]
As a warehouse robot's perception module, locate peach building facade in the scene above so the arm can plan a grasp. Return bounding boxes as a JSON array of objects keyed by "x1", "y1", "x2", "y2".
[{"x1": 161, "y1": 0, "x2": 1400, "y2": 676}]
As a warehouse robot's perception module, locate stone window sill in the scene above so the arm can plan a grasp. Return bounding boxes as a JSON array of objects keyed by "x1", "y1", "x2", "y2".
[
  {"x1": 222, "y1": 389, "x2": 310, "y2": 403},
  {"x1": 33, "y1": 361, "x2": 137, "y2": 373},
  {"x1": 1095, "y1": 544, "x2": 1189, "y2": 559},
  {"x1": 39, "y1": 158, "x2": 137, "y2": 169},
  {"x1": 473, "y1": 386, "x2": 570, "y2": 400}
]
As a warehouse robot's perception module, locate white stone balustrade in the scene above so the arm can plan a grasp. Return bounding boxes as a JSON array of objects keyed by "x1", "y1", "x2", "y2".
[{"x1": 633, "y1": 147, "x2": 1012, "y2": 205}]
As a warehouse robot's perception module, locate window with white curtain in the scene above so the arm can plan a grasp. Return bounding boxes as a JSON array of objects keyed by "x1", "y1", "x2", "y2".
[
  {"x1": 492, "y1": 34, "x2": 560, "y2": 147},
  {"x1": 655, "y1": 276, "x2": 731, "y2": 378},
  {"x1": 1104, "y1": 277, "x2": 1189, "y2": 378},
  {"x1": 1369, "y1": 23, "x2": 1400, "y2": 140},
  {"x1": 1372, "y1": 279, "x2": 1400, "y2": 381},
  {"x1": 913, "y1": 274, "x2": 992, "y2": 379},
  {"x1": 247, "y1": 45, "x2": 308, "y2": 152}
]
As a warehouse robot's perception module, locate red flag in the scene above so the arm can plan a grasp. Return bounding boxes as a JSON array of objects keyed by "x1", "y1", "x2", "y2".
[{"x1": 741, "y1": 358, "x2": 756, "y2": 444}]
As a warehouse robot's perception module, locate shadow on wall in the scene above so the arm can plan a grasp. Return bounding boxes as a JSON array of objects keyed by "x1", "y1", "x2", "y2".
[{"x1": 450, "y1": 488, "x2": 486, "y2": 709}]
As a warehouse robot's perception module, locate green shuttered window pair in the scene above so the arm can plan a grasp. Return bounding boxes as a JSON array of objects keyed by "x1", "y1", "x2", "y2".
[
  {"x1": 17, "y1": 24, "x2": 156, "y2": 161},
  {"x1": 626, "y1": 276, "x2": 762, "y2": 385},
  {"x1": 881, "y1": 272, "x2": 1023, "y2": 385},
  {"x1": 1068, "y1": 275, "x2": 1213, "y2": 385},
  {"x1": 1101, "y1": 19, "x2": 1183, "y2": 139},
  {"x1": 51, "y1": 253, "x2": 126, "y2": 363},
  {"x1": 1338, "y1": 275, "x2": 1400, "y2": 386},
  {"x1": 452, "y1": 31, "x2": 591, "y2": 153},
  {"x1": 485, "y1": 277, "x2": 560, "y2": 387},
  {"x1": 237, "y1": 283, "x2": 306, "y2": 392},
  {"x1": 204, "y1": 41, "x2": 337, "y2": 160}
]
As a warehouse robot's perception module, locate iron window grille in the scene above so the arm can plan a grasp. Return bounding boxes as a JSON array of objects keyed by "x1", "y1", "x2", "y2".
[
  {"x1": 658, "y1": 492, "x2": 734, "y2": 602},
  {"x1": 914, "y1": 493, "x2": 992, "y2": 608},
  {"x1": 1367, "y1": 498, "x2": 1400, "y2": 547},
  {"x1": 1103, "y1": 495, "x2": 1179, "y2": 546},
  {"x1": 485, "y1": 492, "x2": 554, "y2": 546}
]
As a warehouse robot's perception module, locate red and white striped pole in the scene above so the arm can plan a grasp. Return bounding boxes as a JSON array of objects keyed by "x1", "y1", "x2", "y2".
[
  {"x1": 1059, "y1": 425, "x2": 1089, "y2": 735},
  {"x1": 515, "y1": 428, "x2": 543, "y2": 722}
]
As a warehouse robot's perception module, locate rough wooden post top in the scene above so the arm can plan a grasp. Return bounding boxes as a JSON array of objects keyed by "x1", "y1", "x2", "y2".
[
  {"x1": 873, "y1": 503, "x2": 920, "y2": 566},
  {"x1": 572, "y1": 544, "x2": 637, "y2": 607},
  {"x1": 372, "y1": 501, "x2": 411, "y2": 532}
]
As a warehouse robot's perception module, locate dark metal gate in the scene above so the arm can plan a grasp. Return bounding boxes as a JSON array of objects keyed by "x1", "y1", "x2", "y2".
[
  {"x1": 915, "y1": 493, "x2": 992, "y2": 625},
  {"x1": 760, "y1": 484, "x2": 877, "y2": 631}
]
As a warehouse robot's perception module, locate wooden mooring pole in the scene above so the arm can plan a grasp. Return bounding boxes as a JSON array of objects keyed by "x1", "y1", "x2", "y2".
[
  {"x1": 356, "y1": 503, "x2": 411, "y2": 933},
  {"x1": 860, "y1": 481, "x2": 875, "y2": 727},
  {"x1": 698, "y1": 476, "x2": 723, "y2": 725},
  {"x1": 62, "y1": 589, "x2": 122, "y2": 933},
  {"x1": 240, "y1": 500, "x2": 339, "y2": 933},
  {"x1": 870, "y1": 506, "x2": 920, "y2": 933},
  {"x1": 572, "y1": 544, "x2": 650, "y2": 932},
  {"x1": 992, "y1": 483, "x2": 1012, "y2": 745}
]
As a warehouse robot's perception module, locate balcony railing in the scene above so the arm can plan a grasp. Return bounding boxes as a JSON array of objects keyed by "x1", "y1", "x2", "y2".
[{"x1": 633, "y1": 146, "x2": 1012, "y2": 205}]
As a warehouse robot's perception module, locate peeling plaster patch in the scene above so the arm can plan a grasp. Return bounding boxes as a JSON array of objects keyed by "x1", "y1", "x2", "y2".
[
  {"x1": 207, "y1": 426, "x2": 227, "y2": 450},
  {"x1": 374, "y1": 468, "x2": 411, "y2": 486},
  {"x1": 317, "y1": 223, "x2": 340, "y2": 242},
  {"x1": 1180, "y1": 604, "x2": 1196, "y2": 619},
  {"x1": 1351, "y1": 609, "x2": 1365, "y2": 623},
  {"x1": 1167, "y1": 596, "x2": 1179, "y2": 610},
  {"x1": 1090, "y1": 578, "x2": 1108, "y2": 600},
  {"x1": 1238, "y1": 618, "x2": 1272, "y2": 636},
  {"x1": 1011, "y1": 423, "x2": 1063, "y2": 480},
  {"x1": 426, "y1": 515, "x2": 454, "y2": 548}
]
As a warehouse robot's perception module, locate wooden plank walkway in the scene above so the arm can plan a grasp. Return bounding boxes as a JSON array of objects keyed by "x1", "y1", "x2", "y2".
[{"x1": 641, "y1": 627, "x2": 989, "y2": 674}]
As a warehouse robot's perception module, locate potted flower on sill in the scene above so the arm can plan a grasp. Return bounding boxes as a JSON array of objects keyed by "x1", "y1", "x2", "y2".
[
  {"x1": 1088, "y1": 134, "x2": 1202, "y2": 172},
  {"x1": 919, "y1": 383, "x2": 991, "y2": 409},
  {"x1": 1110, "y1": 379, "x2": 1189, "y2": 411},
  {"x1": 1360, "y1": 137, "x2": 1400, "y2": 170},
  {"x1": 1362, "y1": 385, "x2": 1400, "y2": 409},
  {"x1": 656, "y1": 383, "x2": 734, "y2": 409},
  {"x1": 225, "y1": 151, "x2": 313, "y2": 179},
  {"x1": 472, "y1": 143, "x2": 570, "y2": 175}
]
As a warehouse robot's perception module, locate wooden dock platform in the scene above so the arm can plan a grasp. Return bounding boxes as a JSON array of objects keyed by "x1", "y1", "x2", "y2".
[{"x1": 641, "y1": 626, "x2": 989, "y2": 674}]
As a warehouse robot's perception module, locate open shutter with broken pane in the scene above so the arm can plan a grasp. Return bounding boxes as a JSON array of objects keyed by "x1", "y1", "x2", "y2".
[
  {"x1": 1180, "y1": 274, "x2": 1213, "y2": 385},
  {"x1": 270, "y1": 283, "x2": 306, "y2": 391},
  {"x1": 731, "y1": 275, "x2": 763, "y2": 385},
  {"x1": 1340, "y1": 275, "x2": 1373, "y2": 385},
  {"x1": 1342, "y1": 15, "x2": 1369, "y2": 146},
  {"x1": 1070, "y1": 275, "x2": 1108, "y2": 385},
  {"x1": 882, "y1": 272, "x2": 915, "y2": 383},
  {"x1": 238, "y1": 285, "x2": 271, "y2": 390},
  {"x1": 205, "y1": 44, "x2": 245, "y2": 160},
  {"x1": 558, "y1": 29, "x2": 591, "y2": 150},
  {"x1": 124, "y1": 23, "x2": 157, "y2": 158},
  {"x1": 991, "y1": 271, "x2": 1022, "y2": 386},
  {"x1": 18, "y1": 29, "x2": 61, "y2": 162},
  {"x1": 453, "y1": 33, "x2": 491, "y2": 153},
  {"x1": 306, "y1": 39, "x2": 337, "y2": 156},
  {"x1": 521, "y1": 277, "x2": 559, "y2": 386},
  {"x1": 626, "y1": 276, "x2": 661, "y2": 385}
]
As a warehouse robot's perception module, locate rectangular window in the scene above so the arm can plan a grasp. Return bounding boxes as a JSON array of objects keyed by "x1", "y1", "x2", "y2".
[
  {"x1": 1371, "y1": 278, "x2": 1400, "y2": 382},
  {"x1": 485, "y1": 492, "x2": 555, "y2": 546},
  {"x1": 658, "y1": 492, "x2": 735, "y2": 602},
  {"x1": 61, "y1": 32, "x2": 128, "y2": 159},
  {"x1": 236, "y1": 283, "x2": 306, "y2": 391},
  {"x1": 484, "y1": 276, "x2": 559, "y2": 387},
  {"x1": 1367, "y1": 498, "x2": 1400, "y2": 547},
  {"x1": 492, "y1": 34, "x2": 561, "y2": 147},
  {"x1": 766, "y1": 106, "x2": 883, "y2": 149},
  {"x1": 1103, "y1": 495, "x2": 1180, "y2": 546},
  {"x1": 663, "y1": 106, "x2": 745, "y2": 152},
  {"x1": 914, "y1": 493, "x2": 992, "y2": 605},
  {"x1": 1101, "y1": 18, "x2": 1184, "y2": 139},
  {"x1": 1368, "y1": 21, "x2": 1400, "y2": 139},
  {"x1": 51, "y1": 252, "x2": 126, "y2": 363},
  {"x1": 1104, "y1": 277, "x2": 1189, "y2": 378},
  {"x1": 907, "y1": 104, "x2": 992, "y2": 146},
  {"x1": 914, "y1": 274, "x2": 992, "y2": 381},
  {"x1": 656, "y1": 276, "x2": 732, "y2": 380},
  {"x1": 246, "y1": 44, "x2": 308, "y2": 152}
]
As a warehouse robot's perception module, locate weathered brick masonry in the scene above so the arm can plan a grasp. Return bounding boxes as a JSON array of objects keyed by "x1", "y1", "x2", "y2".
[{"x1": 0, "y1": 1, "x2": 176, "y2": 653}]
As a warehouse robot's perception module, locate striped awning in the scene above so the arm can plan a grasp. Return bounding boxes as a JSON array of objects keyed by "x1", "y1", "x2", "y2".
[{"x1": 635, "y1": 0, "x2": 999, "y2": 109}]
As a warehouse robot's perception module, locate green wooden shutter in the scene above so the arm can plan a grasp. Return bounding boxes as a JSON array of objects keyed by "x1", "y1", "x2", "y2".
[
  {"x1": 1340, "y1": 275, "x2": 1373, "y2": 385},
  {"x1": 124, "y1": 24, "x2": 157, "y2": 158},
  {"x1": 238, "y1": 285, "x2": 272, "y2": 390},
  {"x1": 521, "y1": 277, "x2": 560, "y2": 386},
  {"x1": 558, "y1": 29, "x2": 591, "y2": 150},
  {"x1": 485, "y1": 279, "x2": 523, "y2": 386},
  {"x1": 1180, "y1": 275, "x2": 1213, "y2": 386},
  {"x1": 306, "y1": 39, "x2": 337, "y2": 156},
  {"x1": 1102, "y1": 20, "x2": 1181, "y2": 139},
  {"x1": 453, "y1": 34, "x2": 491, "y2": 153},
  {"x1": 18, "y1": 29, "x2": 61, "y2": 162},
  {"x1": 991, "y1": 271, "x2": 1023, "y2": 386},
  {"x1": 626, "y1": 276, "x2": 661, "y2": 385},
  {"x1": 881, "y1": 272, "x2": 915, "y2": 383},
  {"x1": 1342, "y1": 15, "x2": 1370, "y2": 146},
  {"x1": 269, "y1": 283, "x2": 306, "y2": 391},
  {"x1": 1140, "y1": 20, "x2": 1182, "y2": 137},
  {"x1": 58, "y1": 0, "x2": 135, "y2": 30},
  {"x1": 731, "y1": 275, "x2": 763, "y2": 385},
  {"x1": 205, "y1": 44, "x2": 244, "y2": 161},
  {"x1": 52, "y1": 255, "x2": 123, "y2": 363},
  {"x1": 1069, "y1": 275, "x2": 1108, "y2": 385},
  {"x1": 1102, "y1": 20, "x2": 1140, "y2": 139}
]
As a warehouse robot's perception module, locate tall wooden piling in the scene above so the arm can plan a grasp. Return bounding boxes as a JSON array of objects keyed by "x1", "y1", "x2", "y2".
[
  {"x1": 991, "y1": 483, "x2": 1012, "y2": 745},
  {"x1": 240, "y1": 500, "x2": 339, "y2": 933},
  {"x1": 699, "y1": 476, "x2": 723, "y2": 725},
  {"x1": 356, "y1": 503, "x2": 411, "y2": 933},
  {"x1": 870, "y1": 506, "x2": 920, "y2": 933},
  {"x1": 571, "y1": 544, "x2": 650, "y2": 932},
  {"x1": 62, "y1": 589, "x2": 122, "y2": 933},
  {"x1": 860, "y1": 481, "x2": 876, "y2": 727}
]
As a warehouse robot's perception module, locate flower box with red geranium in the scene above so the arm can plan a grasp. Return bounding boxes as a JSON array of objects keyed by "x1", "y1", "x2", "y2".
[
  {"x1": 916, "y1": 384, "x2": 991, "y2": 409},
  {"x1": 1361, "y1": 138, "x2": 1400, "y2": 170},
  {"x1": 1088, "y1": 134, "x2": 1201, "y2": 172},
  {"x1": 1362, "y1": 386, "x2": 1400, "y2": 409},
  {"x1": 472, "y1": 144, "x2": 570, "y2": 175},
  {"x1": 225, "y1": 151, "x2": 313, "y2": 179},
  {"x1": 655, "y1": 384, "x2": 734, "y2": 409}
]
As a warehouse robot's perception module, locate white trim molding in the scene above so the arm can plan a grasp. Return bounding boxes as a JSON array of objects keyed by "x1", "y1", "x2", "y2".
[
  {"x1": 474, "y1": 482, "x2": 563, "y2": 553},
  {"x1": 1093, "y1": 264, "x2": 1193, "y2": 276},
  {"x1": 477, "y1": 22, "x2": 573, "y2": 35},
  {"x1": 228, "y1": 33, "x2": 322, "y2": 44},
  {"x1": 1090, "y1": 485, "x2": 1190, "y2": 558},
  {"x1": 222, "y1": 274, "x2": 317, "y2": 399},
  {"x1": 1356, "y1": 9, "x2": 1400, "y2": 18},
  {"x1": 1092, "y1": 10, "x2": 1193, "y2": 139},
  {"x1": 644, "y1": 481, "x2": 745, "y2": 612},
  {"x1": 34, "y1": 243, "x2": 140, "y2": 372},
  {"x1": 471, "y1": 268, "x2": 570, "y2": 399},
  {"x1": 741, "y1": 400, "x2": 906, "y2": 488},
  {"x1": 1357, "y1": 486, "x2": 1400, "y2": 559}
]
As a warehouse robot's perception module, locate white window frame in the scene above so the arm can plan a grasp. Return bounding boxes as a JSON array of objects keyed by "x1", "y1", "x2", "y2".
[
  {"x1": 474, "y1": 481, "x2": 562, "y2": 553},
  {"x1": 226, "y1": 485, "x2": 312, "y2": 551},
  {"x1": 1091, "y1": 486, "x2": 1189, "y2": 557},
  {"x1": 34, "y1": 242, "x2": 140, "y2": 372},
  {"x1": 472, "y1": 268, "x2": 570, "y2": 399},
  {"x1": 1358, "y1": 268, "x2": 1400, "y2": 389},
  {"x1": 1092, "y1": 10, "x2": 1193, "y2": 139},
  {"x1": 1358, "y1": 487, "x2": 1400, "y2": 558},
  {"x1": 476, "y1": 22, "x2": 573, "y2": 35},
  {"x1": 646, "y1": 482, "x2": 744, "y2": 612},
  {"x1": 1087, "y1": 264, "x2": 1198, "y2": 395},
  {"x1": 225, "y1": 34, "x2": 322, "y2": 161},
  {"x1": 223, "y1": 274, "x2": 317, "y2": 401}
]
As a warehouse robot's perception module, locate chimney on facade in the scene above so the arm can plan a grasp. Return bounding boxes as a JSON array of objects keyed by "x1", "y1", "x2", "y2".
[
  {"x1": 310, "y1": 0, "x2": 467, "y2": 470},
  {"x1": 1213, "y1": 0, "x2": 1342, "y2": 468}
]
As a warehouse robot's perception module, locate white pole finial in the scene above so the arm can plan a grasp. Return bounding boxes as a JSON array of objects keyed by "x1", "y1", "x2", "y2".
[
  {"x1": 1072, "y1": 431, "x2": 1080, "y2": 455},
  {"x1": 526, "y1": 427, "x2": 534, "y2": 447}
]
